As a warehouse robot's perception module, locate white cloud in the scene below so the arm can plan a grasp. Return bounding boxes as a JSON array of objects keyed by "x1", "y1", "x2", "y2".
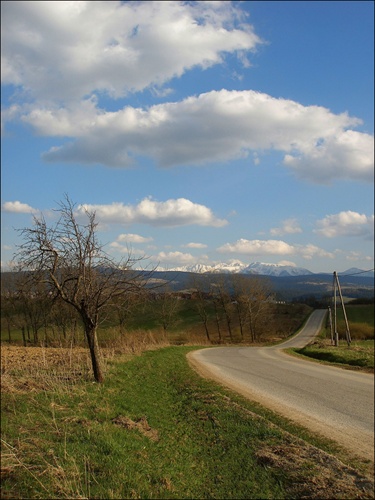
[
  {"x1": 315, "y1": 211, "x2": 374, "y2": 239},
  {"x1": 298, "y1": 244, "x2": 334, "y2": 260},
  {"x1": 1, "y1": 1, "x2": 261, "y2": 103},
  {"x1": 345, "y1": 251, "x2": 362, "y2": 262},
  {"x1": 2, "y1": 201, "x2": 37, "y2": 214},
  {"x1": 217, "y1": 238, "x2": 295, "y2": 255},
  {"x1": 218, "y1": 239, "x2": 296, "y2": 255},
  {"x1": 284, "y1": 130, "x2": 374, "y2": 184},
  {"x1": 270, "y1": 218, "x2": 302, "y2": 236},
  {"x1": 217, "y1": 238, "x2": 334, "y2": 259},
  {"x1": 154, "y1": 251, "x2": 197, "y2": 266},
  {"x1": 277, "y1": 260, "x2": 297, "y2": 267},
  {"x1": 182, "y1": 242, "x2": 208, "y2": 249},
  {"x1": 31, "y1": 89, "x2": 373, "y2": 183},
  {"x1": 2, "y1": 2, "x2": 372, "y2": 185},
  {"x1": 75, "y1": 197, "x2": 227, "y2": 227},
  {"x1": 116, "y1": 233, "x2": 153, "y2": 244}
]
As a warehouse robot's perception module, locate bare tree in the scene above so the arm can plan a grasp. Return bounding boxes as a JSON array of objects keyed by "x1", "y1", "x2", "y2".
[
  {"x1": 154, "y1": 286, "x2": 182, "y2": 333},
  {"x1": 111, "y1": 290, "x2": 142, "y2": 334},
  {"x1": 231, "y1": 275, "x2": 273, "y2": 342},
  {"x1": 1, "y1": 292, "x2": 17, "y2": 344},
  {"x1": 190, "y1": 275, "x2": 211, "y2": 342},
  {"x1": 16, "y1": 279, "x2": 52, "y2": 345},
  {"x1": 50, "y1": 296, "x2": 80, "y2": 346},
  {"x1": 14, "y1": 195, "x2": 151, "y2": 382},
  {"x1": 210, "y1": 283, "x2": 224, "y2": 343},
  {"x1": 215, "y1": 277, "x2": 234, "y2": 341}
]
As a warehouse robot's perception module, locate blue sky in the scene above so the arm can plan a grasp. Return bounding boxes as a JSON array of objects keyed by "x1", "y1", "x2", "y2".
[{"x1": 1, "y1": 1, "x2": 374, "y2": 273}]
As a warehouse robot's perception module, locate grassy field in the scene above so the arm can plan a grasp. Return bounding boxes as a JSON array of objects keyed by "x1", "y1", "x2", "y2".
[
  {"x1": 291, "y1": 304, "x2": 374, "y2": 371},
  {"x1": 1, "y1": 344, "x2": 374, "y2": 499},
  {"x1": 291, "y1": 340, "x2": 374, "y2": 371}
]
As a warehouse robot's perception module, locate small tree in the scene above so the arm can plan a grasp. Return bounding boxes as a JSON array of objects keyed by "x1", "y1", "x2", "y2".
[{"x1": 15, "y1": 195, "x2": 150, "y2": 382}]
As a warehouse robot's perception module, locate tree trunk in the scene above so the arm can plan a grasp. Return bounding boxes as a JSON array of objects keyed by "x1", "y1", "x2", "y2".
[
  {"x1": 84, "y1": 323, "x2": 104, "y2": 383},
  {"x1": 21, "y1": 326, "x2": 27, "y2": 347},
  {"x1": 203, "y1": 319, "x2": 211, "y2": 342}
]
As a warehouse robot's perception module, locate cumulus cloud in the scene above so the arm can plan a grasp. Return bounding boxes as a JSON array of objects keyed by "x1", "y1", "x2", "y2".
[
  {"x1": 116, "y1": 233, "x2": 153, "y2": 244},
  {"x1": 33, "y1": 90, "x2": 373, "y2": 183},
  {"x1": 75, "y1": 197, "x2": 227, "y2": 227},
  {"x1": 2, "y1": 2, "x2": 372, "y2": 184},
  {"x1": 217, "y1": 238, "x2": 334, "y2": 259},
  {"x1": 284, "y1": 130, "x2": 374, "y2": 184},
  {"x1": 315, "y1": 211, "x2": 374, "y2": 239},
  {"x1": 345, "y1": 252, "x2": 374, "y2": 263},
  {"x1": 2, "y1": 201, "x2": 37, "y2": 214},
  {"x1": 270, "y1": 218, "x2": 302, "y2": 236},
  {"x1": 154, "y1": 251, "x2": 197, "y2": 266},
  {"x1": 182, "y1": 242, "x2": 208, "y2": 249},
  {"x1": 298, "y1": 244, "x2": 334, "y2": 260},
  {"x1": 108, "y1": 234, "x2": 154, "y2": 252},
  {"x1": 218, "y1": 239, "x2": 296, "y2": 255},
  {"x1": 1, "y1": 1, "x2": 260, "y2": 102},
  {"x1": 277, "y1": 260, "x2": 297, "y2": 267}
]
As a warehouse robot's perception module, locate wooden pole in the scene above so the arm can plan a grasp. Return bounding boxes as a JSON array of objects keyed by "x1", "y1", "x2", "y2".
[
  {"x1": 333, "y1": 272, "x2": 339, "y2": 347},
  {"x1": 334, "y1": 272, "x2": 351, "y2": 346},
  {"x1": 328, "y1": 306, "x2": 334, "y2": 345}
]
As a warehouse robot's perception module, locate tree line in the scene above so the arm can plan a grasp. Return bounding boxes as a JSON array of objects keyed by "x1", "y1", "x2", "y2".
[{"x1": 1, "y1": 195, "x2": 296, "y2": 382}]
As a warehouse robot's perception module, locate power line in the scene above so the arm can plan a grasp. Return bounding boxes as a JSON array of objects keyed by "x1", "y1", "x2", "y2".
[{"x1": 338, "y1": 268, "x2": 374, "y2": 277}]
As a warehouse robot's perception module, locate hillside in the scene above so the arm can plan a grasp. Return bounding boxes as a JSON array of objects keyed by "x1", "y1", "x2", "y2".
[
  {"x1": 2, "y1": 267, "x2": 374, "y2": 302},
  {"x1": 147, "y1": 270, "x2": 374, "y2": 301}
]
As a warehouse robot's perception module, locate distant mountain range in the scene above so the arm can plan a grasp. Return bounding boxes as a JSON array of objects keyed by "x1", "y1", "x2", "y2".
[
  {"x1": 1, "y1": 263, "x2": 373, "y2": 302},
  {"x1": 165, "y1": 261, "x2": 374, "y2": 278}
]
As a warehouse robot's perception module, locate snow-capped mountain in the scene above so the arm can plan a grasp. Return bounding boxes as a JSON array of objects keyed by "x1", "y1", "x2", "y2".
[
  {"x1": 241, "y1": 262, "x2": 313, "y2": 277},
  {"x1": 168, "y1": 260, "x2": 247, "y2": 274},
  {"x1": 169, "y1": 261, "x2": 314, "y2": 277}
]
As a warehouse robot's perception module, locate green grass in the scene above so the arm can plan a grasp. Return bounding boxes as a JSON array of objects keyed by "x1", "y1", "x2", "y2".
[
  {"x1": 338, "y1": 304, "x2": 374, "y2": 327},
  {"x1": 289, "y1": 304, "x2": 375, "y2": 370},
  {"x1": 291, "y1": 340, "x2": 374, "y2": 371},
  {"x1": 3, "y1": 346, "x2": 373, "y2": 499}
]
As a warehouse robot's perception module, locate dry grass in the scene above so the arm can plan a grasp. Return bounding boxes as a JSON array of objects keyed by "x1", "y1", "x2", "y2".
[
  {"x1": 1, "y1": 437, "x2": 89, "y2": 499},
  {"x1": 102, "y1": 328, "x2": 172, "y2": 354},
  {"x1": 1, "y1": 346, "x2": 94, "y2": 394},
  {"x1": 0, "y1": 329, "x2": 177, "y2": 394}
]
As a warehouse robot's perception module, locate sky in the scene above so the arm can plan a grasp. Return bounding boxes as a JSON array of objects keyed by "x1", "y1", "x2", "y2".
[{"x1": 1, "y1": 0, "x2": 374, "y2": 274}]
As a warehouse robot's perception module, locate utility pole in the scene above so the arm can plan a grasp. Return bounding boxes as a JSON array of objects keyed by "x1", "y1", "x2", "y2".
[
  {"x1": 333, "y1": 271, "x2": 351, "y2": 346},
  {"x1": 333, "y1": 273, "x2": 339, "y2": 346},
  {"x1": 328, "y1": 306, "x2": 334, "y2": 345}
]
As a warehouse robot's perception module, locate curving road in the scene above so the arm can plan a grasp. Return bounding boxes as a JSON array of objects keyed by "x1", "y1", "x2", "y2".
[{"x1": 188, "y1": 310, "x2": 374, "y2": 460}]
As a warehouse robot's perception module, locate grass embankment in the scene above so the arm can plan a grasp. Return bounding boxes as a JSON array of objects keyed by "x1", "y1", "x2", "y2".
[
  {"x1": 1, "y1": 345, "x2": 374, "y2": 499},
  {"x1": 291, "y1": 304, "x2": 374, "y2": 371},
  {"x1": 291, "y1": 340, "x2": 374, "y2": 371}
]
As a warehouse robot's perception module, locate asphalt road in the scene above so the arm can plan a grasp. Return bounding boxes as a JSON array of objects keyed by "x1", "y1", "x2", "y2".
[{"x1": 188, "y1": 310, "x2": 374, "y2": 460}]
